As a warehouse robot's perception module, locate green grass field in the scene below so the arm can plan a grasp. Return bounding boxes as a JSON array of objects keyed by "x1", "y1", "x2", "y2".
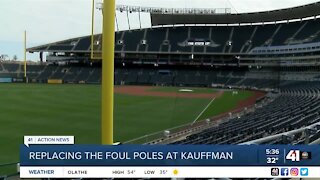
[{"x1": 0, "y1": 84, "x2": 253, "y2": 165}]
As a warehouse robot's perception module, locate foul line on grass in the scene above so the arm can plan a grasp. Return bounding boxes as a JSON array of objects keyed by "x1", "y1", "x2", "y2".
[{"x1": 192, "y1": 97, "x2": 216, "y2": 124}]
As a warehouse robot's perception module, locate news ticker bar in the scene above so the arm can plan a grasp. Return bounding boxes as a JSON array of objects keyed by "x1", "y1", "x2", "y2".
[
  {"x1": 20, "y1": 166, "x2": 315, "y2": 178},
  {"x1": 21, "y1": 145, "x2": 320, "y2": 166}
]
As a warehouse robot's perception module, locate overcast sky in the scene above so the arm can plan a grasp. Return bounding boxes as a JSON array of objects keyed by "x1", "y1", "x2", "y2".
[{"x1": 0, "y1": 0, "x2": 319, "y2": 60}]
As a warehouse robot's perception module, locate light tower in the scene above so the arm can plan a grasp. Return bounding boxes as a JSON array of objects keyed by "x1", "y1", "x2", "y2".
[{"x1": 24, "y1": 30, "x2": 27, "y2": 82}]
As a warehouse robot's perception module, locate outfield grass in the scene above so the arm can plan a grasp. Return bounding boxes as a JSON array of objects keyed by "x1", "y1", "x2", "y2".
[
  {"x1": 0, "y1": 84, "x2": 253, "y2": 165},
  {"x1": 114, "y1": 94, "x2": 213, "y2": 140},
  {"x1": 198, "y1": 90, "x2": 253, "y2": 120},
  {"x1": 0, "y1": 84, "x2": 101, "y2": 164}
]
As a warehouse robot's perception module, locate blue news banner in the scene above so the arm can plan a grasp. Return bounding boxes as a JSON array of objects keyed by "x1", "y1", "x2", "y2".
[{"x1": 20, "y1": 145, "x2": 320, "y2": 166}]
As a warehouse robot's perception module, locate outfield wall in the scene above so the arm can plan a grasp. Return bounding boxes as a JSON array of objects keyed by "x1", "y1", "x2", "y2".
[
  {"x1": 0, "y1": 78, "x2": 12, "y2": 83},
  {"x1": 47, "y1": 79, "x2": 63, "y2": 84}
]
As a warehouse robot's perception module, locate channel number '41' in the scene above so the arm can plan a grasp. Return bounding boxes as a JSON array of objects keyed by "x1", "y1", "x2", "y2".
[{"x1": 286, "y1": 150, "x2": 300, "y2": 161}]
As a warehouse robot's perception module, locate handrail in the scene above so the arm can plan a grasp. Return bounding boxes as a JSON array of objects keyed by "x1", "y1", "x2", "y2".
[
  {"x1": 241, "y1": 122, "x2": 320, "y2": 145},
  {"x1": 0, "y1": 162, "x2": 17, "y2": 167}
]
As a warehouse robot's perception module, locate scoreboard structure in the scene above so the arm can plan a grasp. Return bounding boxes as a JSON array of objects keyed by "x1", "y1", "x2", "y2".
[{"x1": 20, "y1": 136, "x2": 319, "y2": 178}]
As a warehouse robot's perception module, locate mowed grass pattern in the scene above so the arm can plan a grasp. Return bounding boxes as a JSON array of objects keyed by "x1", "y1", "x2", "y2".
[
  {"x1": 0, "y1": 84, "x2": 212, "y2": 164},
  {"x1": 0, "y1": 84, "x2": 253, "y2": 165},
  {"x1": 198, "y1": 91, "x2": 253, "y2": 120},
  {"x1": 114, "y1": 94, "x2": 212, "y2": 141},
  {"x1": 0, "y1": 84, "x2": 101, "y2": 164}
]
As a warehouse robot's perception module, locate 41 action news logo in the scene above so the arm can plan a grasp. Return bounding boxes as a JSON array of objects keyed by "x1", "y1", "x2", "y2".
[{"x1": 285, "y1": 150, "x2": 311, "y2": 162}]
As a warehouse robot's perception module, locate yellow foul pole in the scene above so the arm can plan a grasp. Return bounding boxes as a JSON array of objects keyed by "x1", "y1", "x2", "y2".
[
  {"x1": 101, "y1": 0, "x2": 115, "y2": 144},
  {"x1": 24, "y1": 30, "x2": 27, "y2": 79}
]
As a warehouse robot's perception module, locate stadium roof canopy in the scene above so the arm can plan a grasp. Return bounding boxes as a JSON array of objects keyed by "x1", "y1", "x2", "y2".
[{"x1": 151, "y1": 2, "x2": 320, "y2": 25}]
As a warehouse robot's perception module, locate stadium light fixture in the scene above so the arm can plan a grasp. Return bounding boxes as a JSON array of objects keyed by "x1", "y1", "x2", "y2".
[
  {"x1": 96, "y1": 2, "x2": 103, "y2": 10},
  {"x1": 115, "y1": 5, "x2": 231, "y2": 15}
]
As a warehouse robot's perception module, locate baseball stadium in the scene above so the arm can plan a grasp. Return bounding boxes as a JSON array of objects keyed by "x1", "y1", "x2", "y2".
[{"x1": 2, "y1": 0, "x2": 320, "y2": 179}]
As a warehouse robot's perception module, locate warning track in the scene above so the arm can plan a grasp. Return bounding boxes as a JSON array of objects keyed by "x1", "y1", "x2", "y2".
[{"x1": 115, "y1": 86, "x2": 224, "y2": 99}]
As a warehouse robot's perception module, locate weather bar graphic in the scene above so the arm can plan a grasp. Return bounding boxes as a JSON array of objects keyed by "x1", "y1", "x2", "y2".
[{"x1": 19, "y1": 141, "x2": 320, "y2": 178}]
